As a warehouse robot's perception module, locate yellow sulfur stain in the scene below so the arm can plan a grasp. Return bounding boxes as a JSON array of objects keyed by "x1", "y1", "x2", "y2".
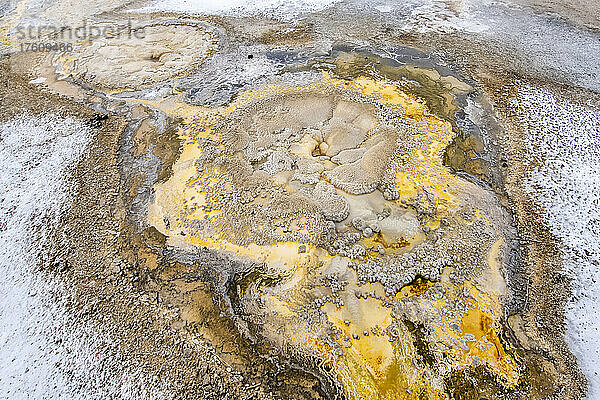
[
  {"x1": 148, "y1": 73, "x2": 519, "y2": 399},
  {"x1": 1, "y1": 0, "x2": 27, "y2": 48},
  {"x1": 324, "y1": 73, "x2": 460, "y2": 217}
]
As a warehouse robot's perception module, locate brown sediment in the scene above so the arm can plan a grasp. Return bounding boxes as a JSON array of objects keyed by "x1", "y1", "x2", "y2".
[
  {"x1": 0, "y1": 56, "x2": 86, "y2": 121},
  {"x1": 448, "y1": 71, "x2": 587, "y2": 398},
  {"x1": 443, "y1": 132, "x2": 490, "y2": 182},
  {"x1": 0, "y1": 54, "x2": 329, "y2": 400},
  {"x1": 378, "y1": 32, "x2": 590, "y2": 397},
  {"x1": 1, "y1": 5, "x2": 592, "y2": 396},
  {"x1": 508, "y1": 0, "x2": 600, "y2": 32},
  {"x1": 481, "y1": 74, "x2": 589, "y2": 399},
  {"x1": 144, "y1": 70, "x2": 534, "y2": 399},
  {"x1": 259, "y1": 22, "x2": 314, "y2": 45}
]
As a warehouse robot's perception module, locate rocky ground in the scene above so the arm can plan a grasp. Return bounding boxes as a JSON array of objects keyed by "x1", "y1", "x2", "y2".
[{"x1": 1, "y1": 1, "x2": 599, "y2": 399}]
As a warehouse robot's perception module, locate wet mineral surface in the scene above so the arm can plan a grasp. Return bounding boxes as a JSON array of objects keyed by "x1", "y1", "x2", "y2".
[{"x1": 1, "y1": 0, "x2": 598, "y2": 399}]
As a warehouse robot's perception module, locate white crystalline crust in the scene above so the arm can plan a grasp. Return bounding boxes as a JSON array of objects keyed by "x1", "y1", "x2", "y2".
[
  {"x1": 515, "y1": 85, "x2": 600, "y2": 398},
  {"x1": 0, "y1": 115, "x2": 169, "y2": 399},
  {"x1": 400, "y1": 0, "x2": 490, "y2": 34},
  {"x1": 140, "y1": 0, "x2": 341, "y2": 19}
]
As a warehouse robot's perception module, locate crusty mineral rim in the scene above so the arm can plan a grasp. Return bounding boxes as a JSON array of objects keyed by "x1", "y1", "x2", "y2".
[
  {"x1": 52, "y1": 20, "x2": 219, "y2": 92},
  {"x1": 148, "y1": 72, "x2": 520, "y2": 399}
]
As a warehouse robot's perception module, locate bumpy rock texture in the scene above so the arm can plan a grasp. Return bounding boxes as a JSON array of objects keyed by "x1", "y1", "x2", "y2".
[
  {"x1": 55, "y1": 23, "x2": 217, "y2": 90},
  {"x1": 149, "y1": 73, "x2": 526, "y2": 399}
]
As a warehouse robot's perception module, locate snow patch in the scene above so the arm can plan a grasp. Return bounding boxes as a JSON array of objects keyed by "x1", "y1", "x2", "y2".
[
  {"x1": 400, "y1": 0, "x2": 489, "y2": 34},
  {"x1": 139, "y1": 0, "x2": 341, "y2": 20},
  {"x1": 0, "y1": 114, "x2": 92, "y2": 397},
  {"x1": 28, "y1": 77, "x2": 46, "y2": 84},
  {"x1": 0, "y1": 114, "x2": 171, "y2": 399},
  {"x1": 374, "y1": 5, "x2": 392, "y2": 13},
  {"x1": 514, "y1": 85, "x2": 600, "y2": 398}
]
